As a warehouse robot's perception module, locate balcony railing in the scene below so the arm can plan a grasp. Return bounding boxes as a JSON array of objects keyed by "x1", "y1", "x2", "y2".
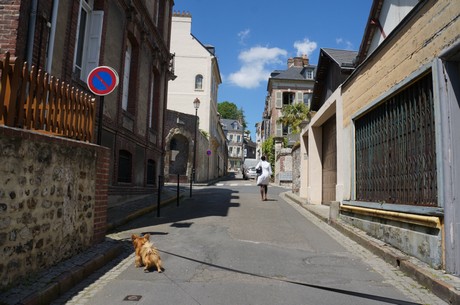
[{"x1": 0, "y1": 52, "x2": 96, "y2": 142}]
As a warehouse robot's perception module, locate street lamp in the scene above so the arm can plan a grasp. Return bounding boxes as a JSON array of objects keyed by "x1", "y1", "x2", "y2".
[{"x1": 190, "y1": 97, "x2": 200, "y2": 197}]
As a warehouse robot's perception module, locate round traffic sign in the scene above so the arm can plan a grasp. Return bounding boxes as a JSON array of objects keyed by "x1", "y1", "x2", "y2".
[
  {"x1": 87, "y1": 66, "x2": 119, "y2": 96},
  {"x1": 206, "y1": 149, "x2": 211, "y2": 156}
]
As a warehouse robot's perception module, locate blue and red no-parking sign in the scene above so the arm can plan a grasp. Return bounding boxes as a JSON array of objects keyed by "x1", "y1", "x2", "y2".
[{"x1": 87, "y1": 66, "x2": 119, "y2": 96}]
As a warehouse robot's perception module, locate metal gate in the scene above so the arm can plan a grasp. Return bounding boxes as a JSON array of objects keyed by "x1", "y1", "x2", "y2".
[
  {"x1": 355, "y1": 72, "x2": 437, "y2": 206},
  {"x1": 322, "y1": 115, "x2": 337, "y2": 204}
]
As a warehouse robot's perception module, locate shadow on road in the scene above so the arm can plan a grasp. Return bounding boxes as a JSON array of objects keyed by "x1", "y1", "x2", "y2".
[
  {"x1": 110, "y1": 186, "x2": 240, "y2": 233},
  {"x1": 157, "y1": 249, "x2": 422, "y2": 305}
]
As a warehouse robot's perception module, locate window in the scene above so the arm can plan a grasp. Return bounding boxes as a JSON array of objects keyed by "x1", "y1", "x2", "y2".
[
  {"x1": 305, "y1": 69, "x2": 314, "y2": 79},
  {"x1": 122, "y1": 40, "x2": 132, "y2": 111},
  {"x1": 73, "y1": 0, "x2": 103, "y2": 81},
  {"x1": 147, "y1": 159, "x2": 156, "y2": 185},
  {"x1": 195, "y1": 74, "x2": 203, "y2": 90},
  {"x1": 283, "y1": 92, "x2": 295, "y2": 106},
  {"x1": 229, "y1": 134, "x2": 233, "y2": 141},
  {"x1": 237, "y1": 135, "x2": 240, "y2": 143},
  {"x1": 155, "y1": 0, "x2": 160, "y2": 26},
  {"x1": 355, "y1": 72, "x2": 436, "y2": 206},
  {"x1": 149, "y1": 72, "x2": 156, "y2": 129},
  {"x1": 304, "y1": 93, "x2": 312, "y2": 108},
  {"x1": 118, "y1": 150, "x2": 132, "y2": 183}
]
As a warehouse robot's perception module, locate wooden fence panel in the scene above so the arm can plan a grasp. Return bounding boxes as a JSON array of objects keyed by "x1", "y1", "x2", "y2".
[{"x1": 0, "y1": 52, "x2": 96, "y2": 142}]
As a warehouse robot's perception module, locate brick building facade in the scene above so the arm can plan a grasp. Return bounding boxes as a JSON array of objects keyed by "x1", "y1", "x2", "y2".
[{"x1": 0, "y1": 0, "x2": 175, "y2": 200}]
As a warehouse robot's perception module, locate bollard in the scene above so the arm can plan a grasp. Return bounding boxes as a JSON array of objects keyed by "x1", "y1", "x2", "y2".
[
  {"x1": 189, "y1": 172, "x2": 193, "y2": 198},
  {"x1": 157, "y1": 175, "x2": 162, "y2": 217},
  {"x1": 177, "y1": 174, "x2": 180, "y2": 206}
]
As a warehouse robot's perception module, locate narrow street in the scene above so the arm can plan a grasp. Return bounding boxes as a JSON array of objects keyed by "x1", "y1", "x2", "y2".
[{"x1": 53, "y1": 177, "x2": 446, "y2": 305}]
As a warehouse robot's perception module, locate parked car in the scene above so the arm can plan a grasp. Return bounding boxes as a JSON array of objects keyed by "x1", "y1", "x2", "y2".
[
  {"x1": 245, "y1": 167, "x2": 258, "y2": 180},
  {"x1": 242, "y1": 158, "x2": 258, "y2": 179}
]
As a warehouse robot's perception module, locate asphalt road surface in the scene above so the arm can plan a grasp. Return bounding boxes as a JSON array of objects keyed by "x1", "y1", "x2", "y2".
[{"x1": 53, "y1": 180, "x2": 447, "y2": 305}]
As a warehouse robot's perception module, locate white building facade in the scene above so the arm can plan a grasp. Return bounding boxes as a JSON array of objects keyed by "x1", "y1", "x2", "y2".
[
  {"x1": 168, "y1": 12, "x2": 221, "y2": 139},
  {"x1": 166, "y1": 11, "x2": 226, "y2": 182}
]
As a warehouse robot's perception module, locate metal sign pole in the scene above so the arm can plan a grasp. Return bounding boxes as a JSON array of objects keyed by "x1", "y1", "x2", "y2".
[{"x1": 97, "y1": 96, "x2": 104, "y2": 145}]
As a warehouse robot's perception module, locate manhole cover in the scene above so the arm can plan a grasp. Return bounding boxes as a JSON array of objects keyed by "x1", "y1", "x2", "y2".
[{"x1": 123, "y1": 295, "x2": 142, "y2": 301}]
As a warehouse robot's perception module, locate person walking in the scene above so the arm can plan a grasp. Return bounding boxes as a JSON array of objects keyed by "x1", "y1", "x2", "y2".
[{"x1": 256, "y1": 156, "x2": 272, "y2": 201}]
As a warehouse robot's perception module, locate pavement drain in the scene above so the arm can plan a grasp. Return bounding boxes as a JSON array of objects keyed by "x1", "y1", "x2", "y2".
[{"x1": 123, "y1": 295, "x2": 142, "y2": 301}]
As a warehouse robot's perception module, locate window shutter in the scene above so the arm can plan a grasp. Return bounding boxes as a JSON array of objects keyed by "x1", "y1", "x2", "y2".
[
  {"x1": 84, "y1": 10, "x2": 104, "y2": 81},
  {"x1": 276, "y1": 122, "x2": 282, "y2": 137},
  {"x1": 296, "y1": 92, "x2": 303, "y2": 104},
  {"x1": 122, "y1": 41, "x2": 132, "y2": 110},
  {"x1": 275, "y1": 91, "x2": 282, "y2": 109}
]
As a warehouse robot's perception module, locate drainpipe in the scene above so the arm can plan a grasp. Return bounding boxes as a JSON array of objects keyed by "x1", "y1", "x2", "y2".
[
  {"x1": 46, "y1": 0, "x2": 59, "y2": 73},
  {"x1": 26, "y1": 0, "x2": 39, "y2": 68}
]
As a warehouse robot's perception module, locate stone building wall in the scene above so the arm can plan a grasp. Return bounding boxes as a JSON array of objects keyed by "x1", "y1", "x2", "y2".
[
  {"x1": 0, "y1": 126, "x2": 109, "y2": 289},
  {"x1": 276, "y1": 148, "x2": 292, "y2": 188},
  {"x1": 291, "y1": 144, "x2": 301, "y2": 195}
]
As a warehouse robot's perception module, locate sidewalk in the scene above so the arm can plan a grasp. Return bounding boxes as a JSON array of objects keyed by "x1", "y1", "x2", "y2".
[
  {"x1": 2, "y1": 183, "x2": 459, "y2": 304},
  {"x1": 283, "y1": 192, "x2": 460, "y2": 305}
]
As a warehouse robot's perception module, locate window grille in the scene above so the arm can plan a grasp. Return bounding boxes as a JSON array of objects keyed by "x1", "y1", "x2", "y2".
[{"x1": 355, "y1": 72, "x2": 437, "y2": 206}]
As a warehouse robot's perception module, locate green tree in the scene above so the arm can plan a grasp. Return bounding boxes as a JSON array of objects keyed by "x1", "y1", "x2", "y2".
[
  {"x1": 218, "y1": 101, "x2": 240, "y2": 119},
  {"x1": 261, "y1": 136, "x2": 275, "y2": 172},
  {"x1": 277, "y1": 103, "x2": 309, "y2": 134},
  {"x1": 218, "y1": 101, "x2": 247, "y2": 128}
]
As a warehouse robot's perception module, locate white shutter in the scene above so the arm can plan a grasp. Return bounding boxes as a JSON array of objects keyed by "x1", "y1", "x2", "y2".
[
  {"x1": 83, "y1": 10, "x2": 104, "y2": 81},
  {"x1": 276, "y1": 122, "x2": 282, "y2": 137},
  {"x1": 296, "y1": 92, "x2": 303, "y2": 104},
  {"x1": 275, "y1": 91, "x2": 282, "y2": 109}
]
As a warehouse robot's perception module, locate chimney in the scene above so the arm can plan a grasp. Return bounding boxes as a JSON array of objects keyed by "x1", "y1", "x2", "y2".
[
  {"x1": 293, "y1": 57, "x2": 303, "y2": 67},
  {"x1": 302, "y1": 54, "x2": 309, "y2": 66},
  {"x1": 287, "y1": 58, "x2": 294, "y2": 68}
]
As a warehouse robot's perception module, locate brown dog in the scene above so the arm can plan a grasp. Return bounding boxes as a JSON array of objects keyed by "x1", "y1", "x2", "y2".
[{"x1": 131, "y1": 234, "x2": 163, "y2": 273}]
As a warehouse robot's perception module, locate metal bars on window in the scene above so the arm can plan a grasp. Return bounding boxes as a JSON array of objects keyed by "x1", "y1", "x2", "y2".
[{"x1": 355, "y1": 72, "x2": 437, "y2": 206}]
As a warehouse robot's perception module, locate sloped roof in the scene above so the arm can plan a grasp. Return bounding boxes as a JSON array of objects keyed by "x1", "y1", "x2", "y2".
[
  {"x1": 220, "y1": 119, "x2": 243, "y2": 132},
  {"x1": 311, "y1": 48, "x2": 358, "y2": 111},
  {"x1": 270, "y1": 66, "x2": 307, "y2": 81},
  {"x1": 322, "y1": 48, "x2": 358, "y2": 68}
]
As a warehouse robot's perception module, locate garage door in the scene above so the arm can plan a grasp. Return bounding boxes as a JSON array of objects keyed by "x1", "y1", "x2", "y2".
[{"x1": 322, "y1": 115, "x2": 337, "y2": 204}]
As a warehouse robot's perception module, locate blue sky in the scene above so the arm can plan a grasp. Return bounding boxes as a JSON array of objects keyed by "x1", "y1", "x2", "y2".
[{"x1": 172, "y1": 0, "x2": 373, "y2": 137}]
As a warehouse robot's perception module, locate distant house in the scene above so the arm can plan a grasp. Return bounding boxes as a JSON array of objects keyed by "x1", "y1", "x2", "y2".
[
  {"x1": 262, "y1": 55, "x2": 316, "y2": 184},
  {"x1": 221, "y1": 119, "x2": 244, "y2": 171}
]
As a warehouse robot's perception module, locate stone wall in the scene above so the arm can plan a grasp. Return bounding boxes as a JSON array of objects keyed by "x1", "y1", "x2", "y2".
[
  {"x1": 276, "y1": 148, "x2": 292, "y2": 188},
  {"x1": 0, "y1": 126, "x2": 109, "y2": 289},
  {"x1": 291, "y1": 144, "x2": 301, "y2": 195}
]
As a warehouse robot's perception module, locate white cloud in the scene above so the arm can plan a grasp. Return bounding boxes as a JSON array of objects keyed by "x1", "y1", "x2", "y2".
[
  {"x1": 238, "y1": 29, "x2": 250, "y2": 45},
  {"x1": 227, "y1": 46, "x2": 287, "y2": 89},
  {"x1": 336, "y1": 38, "x2": 354, "y2": 50},
  {"x1": 293, "y1": 38, "x2": 317, "y2": 57}
]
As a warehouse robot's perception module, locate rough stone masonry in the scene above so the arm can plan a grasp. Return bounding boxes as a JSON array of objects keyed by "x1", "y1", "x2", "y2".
[{"x1": 0, "y1": 128, "x2": 101, "y2": 289}]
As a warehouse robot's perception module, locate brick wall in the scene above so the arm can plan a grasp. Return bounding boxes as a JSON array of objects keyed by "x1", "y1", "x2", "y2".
[
  {"x1": 0, "y1": 126, "x2": 109, "y2": 289},
  {"x1": 0, "y1": 0, "x2": 21, "y2": 58}
]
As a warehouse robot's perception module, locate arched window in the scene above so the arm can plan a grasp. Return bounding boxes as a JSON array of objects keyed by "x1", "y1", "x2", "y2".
[
  {"x1": 118, "y1": 150, "x2": 132, "y2": 183},
  {"x1": 195, "y1": 74, "x2": 203, "y2": 90}
]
